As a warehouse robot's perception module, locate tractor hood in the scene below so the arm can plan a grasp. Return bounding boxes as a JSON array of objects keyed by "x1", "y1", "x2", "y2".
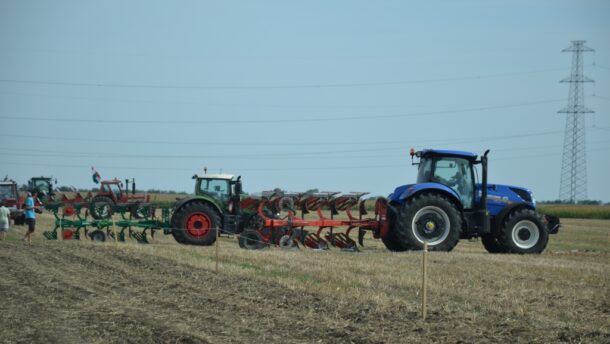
[{"x1": 482, "y1": 183, "x2": 535, "y2": 205}]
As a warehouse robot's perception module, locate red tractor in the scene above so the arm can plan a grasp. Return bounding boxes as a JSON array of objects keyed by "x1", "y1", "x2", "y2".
[
  {"x1": 88, "y1": 179, "x2": 151, "y2": 219},
  {"x1": 0, "y1": 178, "x2": 25, "y2": 225}
]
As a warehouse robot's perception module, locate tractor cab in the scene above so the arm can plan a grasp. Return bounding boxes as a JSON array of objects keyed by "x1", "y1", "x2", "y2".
[
  {"x1": 28, "y1": 176, "x2": 56, "y2": 202},
  {"x1": 194, "y1": 174, "x2": 233, "y2": 202},
  {"x1": 414, "y1": 149, "x2": 478, "y2": 209},
  {"x1": 193, "y1": 174, "x2": 243, "y2": 209},
  {"x1": 99, "y1": 179, "x2": 124, "y2": 202}
]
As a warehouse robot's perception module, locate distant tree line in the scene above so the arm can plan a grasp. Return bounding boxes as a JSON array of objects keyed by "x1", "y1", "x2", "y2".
[{"x1": 538, "y1": 199, "x2": 609, "y2": 205}]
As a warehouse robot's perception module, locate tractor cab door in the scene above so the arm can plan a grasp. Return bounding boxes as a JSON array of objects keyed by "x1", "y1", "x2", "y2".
[{"x1": 430, "y1": 157, "x2": 475, "y2": 209}]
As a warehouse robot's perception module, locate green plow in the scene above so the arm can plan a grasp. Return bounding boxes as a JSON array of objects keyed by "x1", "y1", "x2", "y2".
[{"x1": 42, "y1": 203, "x2": 172, "y2": 244}]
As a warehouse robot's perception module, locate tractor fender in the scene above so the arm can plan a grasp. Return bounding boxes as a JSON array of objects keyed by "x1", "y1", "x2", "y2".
[
  {"x1": 490, "y1": 202, "x2": 535, "y2": 236},
  {"x1": 397, "y1": 183, "x2": 462, "y2": 209},
  {"x1": 172, "y1": 196, "x2": 223, "y2": 220}
]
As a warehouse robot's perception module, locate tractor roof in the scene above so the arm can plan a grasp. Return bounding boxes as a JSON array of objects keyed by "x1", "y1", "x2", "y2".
[
  {"x1": 194, "y1": 174, "x2": 235, "y2": 180},
  {"x1": 419, "y1": 149, "x2": 478, "y2": 160}
]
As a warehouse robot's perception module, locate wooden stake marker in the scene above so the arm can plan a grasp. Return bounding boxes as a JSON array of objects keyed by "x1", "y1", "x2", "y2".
[
  {"x1": 111, "y1": 215, "x2": 118, "y2": 244},
  {"x1": 215, "y1": 227, "x2": 220, "y2": 273},
  {"x1": 421, "y1": 241, "x2": 428, "y2": 321}
]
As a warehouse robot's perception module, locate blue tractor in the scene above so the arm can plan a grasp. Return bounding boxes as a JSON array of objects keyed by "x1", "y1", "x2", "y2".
[{"x1": 381, "y1": 149, "x2": 560, "y2": 254}]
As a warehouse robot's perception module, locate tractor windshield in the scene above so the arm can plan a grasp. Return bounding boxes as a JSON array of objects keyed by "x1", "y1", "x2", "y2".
[
  {"x1": 34, "y1": 180, "x2": 50, "y2": 194},
  {"x1": 107, "y1": 183, "x2": 122, "y2": 200},
  {"x1": 0, "y1": 185, "x2": 16, "y2": 200},
  {"x1": 199, "y1": 179, "x2": 229, "y2": 200}
]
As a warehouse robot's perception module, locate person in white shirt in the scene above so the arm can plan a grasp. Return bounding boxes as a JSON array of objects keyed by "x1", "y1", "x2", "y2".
[{"x1": 0, "y1": 201, "x2": 10, "y2": 240}]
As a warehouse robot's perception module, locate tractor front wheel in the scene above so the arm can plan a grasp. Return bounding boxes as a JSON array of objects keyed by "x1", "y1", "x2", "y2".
[
  {"x1": 498, "y1": 209, "x2": 548, "y2": 254},
  {"x1": 481, "y1": 234, "x2": 507, "y2": 253},
  {"x1": 171, "y1": 202, "x2": 220, "y2": 246},
  {"x1": 394, "y1": 193, "x2": 462, "y2": 251}
]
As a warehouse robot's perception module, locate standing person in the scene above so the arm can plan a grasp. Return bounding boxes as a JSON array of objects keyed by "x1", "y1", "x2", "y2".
[
  {"x1": 0, "y1": 201, "x2": 9, "y2": 240},
  {"x1": 22, "y1": 192, "x2": 36, "y2": 245}
]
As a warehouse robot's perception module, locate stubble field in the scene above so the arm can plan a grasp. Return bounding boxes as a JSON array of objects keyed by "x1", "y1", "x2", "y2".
[{"x1": 0, "y1": 213, "x2": 608, "y2": 343}]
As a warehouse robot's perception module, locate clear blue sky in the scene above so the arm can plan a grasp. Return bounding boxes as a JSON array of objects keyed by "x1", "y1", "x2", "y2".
[{"x1": 1, "y1": 0, "x2": 609, "y2": 201}]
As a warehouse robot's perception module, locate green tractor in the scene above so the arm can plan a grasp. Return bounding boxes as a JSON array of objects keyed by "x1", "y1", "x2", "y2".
[
  {"x1": 170, "y1": 174, "x2": 244, "y2": 245},
  {"x1": 27, "y1": 176, "x2": 56, "y2": 203}
]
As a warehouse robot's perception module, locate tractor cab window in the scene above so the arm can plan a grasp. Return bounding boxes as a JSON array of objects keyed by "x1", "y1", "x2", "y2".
[
  {"x1": 200, "y1": 179, "x2": 229, "y2": 200},
  {"x1": 34, "y1": 180, "x2": 50, "y2": 194},
  {"x1": 0, "y1": 185, "x2": 14, "y2": 199},
  {"x1": 432, "y1": 157, "x2": 474, "y2": 209},
  {"x1": 104, "y1": 183, "x2": 122, "y2": 200},
  {"x1": 416, "y1": 158, "x2": 434, "y2": 183}
]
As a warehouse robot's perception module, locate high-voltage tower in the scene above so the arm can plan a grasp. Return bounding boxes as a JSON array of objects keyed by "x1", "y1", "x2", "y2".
[{"x1": 558, "y1": 40, "x2": 594, "y2": 203}]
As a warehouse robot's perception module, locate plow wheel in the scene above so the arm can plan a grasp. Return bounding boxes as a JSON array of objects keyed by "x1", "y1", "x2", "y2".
[
  {"x1": 171, "y1": 202, "x2": 220, "y2": 246},
  {"x1": 238, "y1": 230, "x2": 267, "y2": 250},
  {"x1": 89, "y1": 196, "x2": 113, "y2": 219},
  {"x1": 89, "y1": 230, "x2": 106, "y2": 242},
  {"x1": 279, "y1": 234, "x2": 298, "y2": 250}
]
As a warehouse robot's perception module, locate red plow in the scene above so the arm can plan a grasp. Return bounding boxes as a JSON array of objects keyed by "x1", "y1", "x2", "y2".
[{"x1": 237, "y1": 190, "x2": 390, "y2": 250}]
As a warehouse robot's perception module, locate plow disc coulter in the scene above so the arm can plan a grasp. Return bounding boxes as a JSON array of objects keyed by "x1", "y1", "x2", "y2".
[{"x1": 42, "y1": 202, "x2": 171, "y2": 244}]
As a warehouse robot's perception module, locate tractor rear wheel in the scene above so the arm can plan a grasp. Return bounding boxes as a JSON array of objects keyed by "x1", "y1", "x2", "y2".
[
  {"x1": 381, "y1": 230, "x2": 409, "y2": 252},
  {"x1": 394, "y1": 193, "x2": 461, "y2": 251},
  {"x1": 498, "y1": 208, "x2": 548, "y2": 254},
  {"x1": 89, "y1": 196, "x2": 113, "y2": 219},
  {"x1": 481, "y1": 234, "x2": 507, "y2": 253},
  {"x1": 171, "y1": 202, "x2": 220, "y2": 246}
]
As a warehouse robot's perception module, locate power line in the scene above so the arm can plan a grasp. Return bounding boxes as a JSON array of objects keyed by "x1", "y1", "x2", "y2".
[
  {"x1": 2, "y1": 147, "x2": 609, "y2": 173},
  {"x1": 8, "y1": 132, "x2": 609, "y2": 161},
  {"x1": 1, "y1": 129, "x2": 564, "y2": 147},
  {"x1": 592, "y1": 94, "x2": 610, "y2": 102},
  {"x1": 592, "y1": 126, "x2": 610, "y2": 132},
  {"x1": 593, "y1": 63, "x2": 610, "y2": 71},
  {"x1": 0, "y1": 67, "x2": 570, "y2": 90},
  {"x1": 0, "y1": 98, "x2": 566, "y2": 124}
]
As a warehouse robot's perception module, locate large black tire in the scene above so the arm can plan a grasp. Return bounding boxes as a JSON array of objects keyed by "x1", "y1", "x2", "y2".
[
  {"x1": 89, "y1": 196, "x2": 113, "y2": 219},
  {"x1": 481, "y1": 234, "x2": 508, "y2": 253},
  {"x1": 498, "y1": 208, "x2": 548, "y2": 254},
  {"x1": 381, "y1": 230, "x2": 409, "y2": 252},
  {"x1": 394, "y1": 193, "x2": 462, "y2": 251},
  {"x1": 170, "y1": 202, "x2": 220, "y2": 246}
]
